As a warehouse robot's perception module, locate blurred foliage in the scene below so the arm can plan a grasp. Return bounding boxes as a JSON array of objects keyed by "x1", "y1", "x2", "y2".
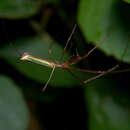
[
  {"x1": 0, "y1": 0, "x2": 39, "y2": 18},
  {"x1": 0, "y1": 0, "x2": 130, "y2": 130},
  {"x1": 123, "y1": 0, "x2": 130, "y2": 4},
  {"x1": 86, "y1": 77, "x2": 130, "y2": 130},
  {"x1": 0, "y1": 75, "x2": 28, "y2": 130},
  {"x1": 78, "y1": 0, "x2": 130, "y2": 63}
]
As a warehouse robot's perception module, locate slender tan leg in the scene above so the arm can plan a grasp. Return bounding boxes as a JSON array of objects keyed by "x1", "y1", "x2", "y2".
[
  {"x1": 42, "y1": 66, "x2": 56, "y2": 92},
  {"x1": 81, "y1": 34, "x2": 108, "y2": 61},
  {"x1": 67, "y1": 64, "x2": 119, "y2": 85},
  {"x1": 67, "y1": 69, "x2": 85, "y2": 84},
  {"x1": 83, "y1": 64, "x2": 119, "y2": 84},
  {"x1": 60, "y1": 24, "x2": 77, "y2": 61}
]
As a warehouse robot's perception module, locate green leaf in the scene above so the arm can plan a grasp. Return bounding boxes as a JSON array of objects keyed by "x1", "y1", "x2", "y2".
[
  {"x1": 0, "y1": 35, "x2": 81, "y2": 87},
  {"x1": 0, "y1": 75, "x2": 29, "y2": 130},
  {"x1": 78, "y1": 0, "x2": 130, "y2": 63},
  {"x1": 85, "y1": 78, "x2": 130, "y2": 130},
  {"x1": 0, "y1": 0, "x2": 39, "y2": 18},
  {"x1": 123, "y1": 0, "x2": 130, "y2": 4}
]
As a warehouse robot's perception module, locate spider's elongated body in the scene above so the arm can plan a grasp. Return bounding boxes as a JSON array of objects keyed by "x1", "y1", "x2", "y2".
[
  {"x1": 21, "y1": 53, "x2": 56, "y2": 68},
  {"x1": 21, "y1": 52, "x2": 82, "y2": 69}
]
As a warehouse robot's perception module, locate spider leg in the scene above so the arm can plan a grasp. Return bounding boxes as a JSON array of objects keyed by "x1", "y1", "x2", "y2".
[
  {"x1": 60, "y1": 24, "x2": 77, "y2": 61},
  {"x1": 2, "y1": 21, "x2": 22, "y2": 58},
  {"x1": 66, "y1": 69, "x2": 85, "y2": 85},
  {"x1": 83, "y1": 64, "x2": 119, "y2": 84},
  {"x1": 42, "y1": 66, "x2": 56, "y2": 92},
  {"x1": 67, "y1": 64, "x2": 119, "y2": 85},
  {"x1": 47, "y1": 38, "x2": 57, "y2": 60},
  {"x1": 81, "y1": 34, "x2": 108, "y2": 62},
  {"x1": 65, "y1": 32, "x2": 109, "y2": 65},
  {"x1": 69, "y1": 66, "x2": 121, "y2": 74}
]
